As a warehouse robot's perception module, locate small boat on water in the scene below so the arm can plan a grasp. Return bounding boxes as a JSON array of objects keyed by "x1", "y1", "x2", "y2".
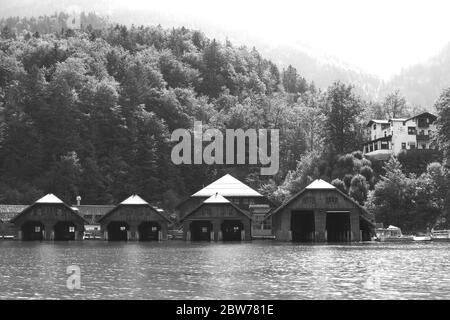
[
  {"x1": 413, "y1": 235, "x2": 432, "y2": 242},
  {"x1": 430, "y1": 229, "x2": 450, "y2": 241},
  {"x1": 375, "y1": 225, "x2": 414, "y2": 242}
]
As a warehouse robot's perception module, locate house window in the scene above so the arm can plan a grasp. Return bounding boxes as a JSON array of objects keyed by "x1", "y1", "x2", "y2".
[
  {"x1": 381, "y1": 141, "x2": 389, "y2": 150},
  {"x1": 402, "y1": 143, "x2": 406, "y2": 149},
  {"x1": 326, "y1": 197, "x2": 338, "y2": 204},
  {"x1": 120, "y1": 226, "x2": 126, "y2": 231},
  {"x1": 373, "y1": 124, "x2": 376, "y2": 130},
  {"x1": 34, "y1": 226, "x2": 41, "y2": 233},
  {"x1": 410, "y1": 143, "x2": 416, "y2": 149},
  {"x1": 408, "y1": 127, "x2": 416, "y2": 135},
  {"x1": 69, "y1": 226, "x2": 75, "y2": 232},
  {"x1": 421, "y1": 144, "x2": 427, "y2": 149},
  {"x1": 201, "y1": 227, "x2": 208, "y2": 233},
  {"x1": 151, "y1": 226, "x2": 158, "y2": 232},
  {"x1": 302, "y1": 197, "x2": 315, "y2": 205}
]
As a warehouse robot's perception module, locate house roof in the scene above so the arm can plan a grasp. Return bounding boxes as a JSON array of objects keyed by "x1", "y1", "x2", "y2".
[
  {"x1": 389, "y1": 118, "x2": 408, "y2": 122},
  {"x1": 192, "y1": 174, "x2": 262, "y2": 197},
  {"x1": 120, "y1": 194, "x2": 149, "y2": 205},
  {"x1": 203, "y1": 194, "x2": 230, "y2": 204},
  {"x1": 367, "y1": 120, "x2": 389, "y2": 126},
  {"x1": 406, "y1": 112, "x2": 437, "y2": 122},
  {"x1": 0, "y1": 205, "x2": 28, "y2": 222}
]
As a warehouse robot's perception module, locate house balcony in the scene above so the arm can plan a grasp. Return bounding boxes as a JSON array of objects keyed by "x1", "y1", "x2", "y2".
[{"x1": 416, "y1": 134, "x2": 430, "y2": 141}]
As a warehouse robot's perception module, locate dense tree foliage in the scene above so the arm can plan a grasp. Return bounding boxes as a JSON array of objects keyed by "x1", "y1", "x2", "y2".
[{"x1": 0, "y1": 13, "x2": 449, "y2": 231}]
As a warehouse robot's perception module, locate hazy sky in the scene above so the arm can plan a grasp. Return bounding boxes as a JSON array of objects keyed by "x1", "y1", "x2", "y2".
[
  {"x1": 3, "y1": 0, "x2": 450, "y2": 79},
  {"x1": 105, "y1": 0, "x2": 450, "y2": 79}
]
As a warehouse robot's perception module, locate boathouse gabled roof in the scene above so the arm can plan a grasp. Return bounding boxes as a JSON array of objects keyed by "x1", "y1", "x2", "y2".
[
  {"x1": 0, "y1": 205, "x2": 28, "y2": 222},
  {"x1": 98, "y1": 195, "x2": 171, "y2": 223},
  {"x1": 10, "y1": 194, "x2": 89, "y2": 224},
  {"x1": 120, "y1": 194, "x2": 149, "y2": 205},
  {"x1": 179, "y1": 193, "x2": 253, "y2": 222},
  {"x1": 203, "y1": 194, "x2": 230, "y2": 204},
  {"x1": 305, "y1": 179, "x2": 336, "y2": 190},
  {"x1": 191, "y1": 174, "x2": 263, "y2": 197},
  {"x1": 268, "y1": 179, "x2": 375, "y2": 225},
  {"x1": 36, "y1": 193, "x2": 64, "y2": 204}
]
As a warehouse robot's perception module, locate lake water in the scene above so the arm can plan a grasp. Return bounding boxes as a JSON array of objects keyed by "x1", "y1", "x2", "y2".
[{"x1": 1, "y1": 240, "x2": 450, "y2": 300}]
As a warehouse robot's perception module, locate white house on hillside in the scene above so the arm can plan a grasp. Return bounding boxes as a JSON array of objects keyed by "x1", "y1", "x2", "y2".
[{"x1": 363, "y1": 112, "x2": 438, "y2": 160}]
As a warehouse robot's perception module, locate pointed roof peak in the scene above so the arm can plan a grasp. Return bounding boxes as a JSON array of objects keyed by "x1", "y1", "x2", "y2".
[
  {"x1": 120, "y1": 194, "x2": 149, "y2": 205},
  {"x1": 203, "y1": 193, "x2": 230, "y2": 204},
  {"x1": 36, "y1": 194, "x2": 64, "y2": 204},
  {"x1": 305, "y1": 179, "x2": 336, "y2": 190},
  {"x1": 192, "y1": 174, "x2": 262, "y2": 197}
]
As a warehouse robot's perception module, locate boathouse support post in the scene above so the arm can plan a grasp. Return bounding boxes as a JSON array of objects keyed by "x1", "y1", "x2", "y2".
[
  {"x1": 160, "y1": 223, "x2": 168, "y2": 241},
  {"x1": 350, "y1": 209, "x2": 360, "y2": 242},
  {"x1": 212, "y1": 220, "x2": 221, "y2": 242},
  {"x1": 44, "y1": 223, "x2": 53, "y2": 241},
  {"x1": 183, "y1": 221, "x2": 190, "y2": 241},
  {"x1": 314, "y1": 209, "x2": 327, "y2": 242},
  {"x1": 129, "y1": 224, "x2": 138, "y2": 241},
  {"x1": 104, "y1": 231, "x2": 108, "y2": 241}
]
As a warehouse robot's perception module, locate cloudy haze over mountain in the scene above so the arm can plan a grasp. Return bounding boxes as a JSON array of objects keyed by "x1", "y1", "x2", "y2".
[{"x1": 1, "y1": 0, "x2": 450, "y2": 107}]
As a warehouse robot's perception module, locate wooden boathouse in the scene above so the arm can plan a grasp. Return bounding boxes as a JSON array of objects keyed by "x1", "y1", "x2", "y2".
[
  {"x1": 176, "y1": 174, "x2": 272, "y2": 215},
  {"x1": 176, "y1": 174, "x2": 273, "y2": 238},
  {"x1": 98, "y1": 195, "x2": 171, "y2": 241},
  {"x1": 180, "y1": 193, "x2": 252, "y2": 241},
  {"x1": 269, "y1": 179, "x2": 375, "y2": 242},
  {"x1": 10, "y1": 194, "x2": 87, "y2": 241}
]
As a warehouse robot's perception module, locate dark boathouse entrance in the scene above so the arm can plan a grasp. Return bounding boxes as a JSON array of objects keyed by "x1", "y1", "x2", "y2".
[
  {"x1": 99, "y1": 195, "x2": 170, "y2": 241},
  {"x1": 291, "y1": 210, "x2": 315, "y2": 242},
  {"x1": 270, "y1": 179, "x2": 376, "y2": 242},
  {"x1": 54, "y1": 221, "x2": 77, "y2": 241},
  {"x1": 181, "y1": 194, "x2": 252, "y2": 242},
  {"x1": 107, "y1": 221, "x2": 129, "y2": 241},
  {"x1": 221, "y1": 220, "x2": 243, "y2": 241},
  {"x1": 326, "y1": 211, "x2": 351, "y2": 242},
  {"x1": 190, "y1": 220, "x2": 212, "y2": 241},
  {"x1": 21, "y1": 221, "x2": 45, "y2": 241},
  {"x1": 138, "y1": 221, "x2": 161, "y2": 241},
  {"x1": 11, "y1": 194, "x2": 87, "y2": 241}
]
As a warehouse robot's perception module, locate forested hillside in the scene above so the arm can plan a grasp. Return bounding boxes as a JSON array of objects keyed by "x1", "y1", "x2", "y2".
[{"x1": 0, "y1": 13, "x2": 449, "y2": 232}]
